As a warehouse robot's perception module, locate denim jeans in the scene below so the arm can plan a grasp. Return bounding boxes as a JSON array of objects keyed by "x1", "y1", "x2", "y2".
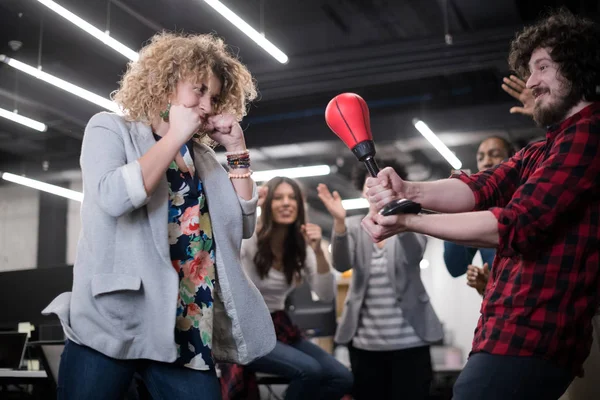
[
  {"x1": 57, "y1": 340, "x2": 220, "y2": 400},
  {"x1": 453, "y1": 352, "x2": 574, "y2": 400},
  {"x1": 247, "y1": 338, "x2": 353, "y2": 400}
]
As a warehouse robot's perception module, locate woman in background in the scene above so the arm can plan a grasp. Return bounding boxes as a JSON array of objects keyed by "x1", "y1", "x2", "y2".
[{"x1": 241, "y1": 177, "x2": 353, "y2": 400}]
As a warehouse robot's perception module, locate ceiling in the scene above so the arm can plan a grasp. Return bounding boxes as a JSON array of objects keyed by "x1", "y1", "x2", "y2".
[{"x1": 1, "y1": 0, "x2": 599, "y2": 232}]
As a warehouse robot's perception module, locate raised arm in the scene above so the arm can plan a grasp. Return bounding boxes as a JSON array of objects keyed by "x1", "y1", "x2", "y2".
[
  {"x1": 303, "y1": 232, "x2": 336, "y2": 302},
  {"x1": 82, "y1": 113, "x2": 188, "y2": 218},
  {"x1": 316, "y1": 183, "x2": 355, "y2": 272},
  {"x1": 366, "y1": 168, "x2": 476, "y2": 214},
  {"x1": 363, "y1": 122, "x2": 600, "y2": 252}
]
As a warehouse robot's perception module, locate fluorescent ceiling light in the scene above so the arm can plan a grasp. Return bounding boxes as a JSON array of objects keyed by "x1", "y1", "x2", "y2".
[
  {"x1": 36, "y1": 0, "x2": 138, "y2": 61},
  {"x1": 341, "y1": 198, "x2": 369, "y2": 210},
  {"x1": 413, "y1": 119, "x2": 462, "y2": 170},
  {"x1": 1, "y1": 172, "x2": 83, "y2": 202},
  {"x1": 253, "y1": 165, "x2": 330, "y2": 182},
  {"x1": 203, "y1": 0, "x2": 288, "y2": 64},
  {"x1": 0, "y1": 107, "x2": 47, "y2": 132},
  {"x1": 0, "y1": 55, "x2": 121, "y2": 114}
]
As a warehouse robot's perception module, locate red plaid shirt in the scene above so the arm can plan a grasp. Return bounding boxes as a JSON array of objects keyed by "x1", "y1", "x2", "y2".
[{"x1": 454, "y1": 102, "x2": 600, "y2": 374}]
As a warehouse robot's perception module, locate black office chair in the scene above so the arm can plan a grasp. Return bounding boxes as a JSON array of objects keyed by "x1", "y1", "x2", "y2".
[
  {"x1": 255, "y1": 281, "x2": 338, "y2": 396},
  {"x1": 286, "y1": 281, "x2": 337, "y2": 338}
]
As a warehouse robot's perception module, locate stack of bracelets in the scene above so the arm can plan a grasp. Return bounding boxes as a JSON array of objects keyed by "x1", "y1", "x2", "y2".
[{"x1": 226, "y1": 149, "x2": 253, "y2": 179}]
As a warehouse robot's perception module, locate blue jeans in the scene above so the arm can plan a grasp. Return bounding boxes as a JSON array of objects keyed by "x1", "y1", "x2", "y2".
[
  {"x1": 57, "y1": 340, "x2": 221, "y2": 400},
  {"x1": 248, "y1": 339, "x2": 353, "y2": 400},
  {"x1": 453, "y1": 352, "x2": 574, "y2": 400}
]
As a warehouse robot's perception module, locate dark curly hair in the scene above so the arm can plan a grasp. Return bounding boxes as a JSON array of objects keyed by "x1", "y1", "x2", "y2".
[
  {"x1": 508, "y1": 8, "x2": 600, "y2": 102},
  {"x1": 351, "y1": 158, "x2": 408, "y2": 191}
]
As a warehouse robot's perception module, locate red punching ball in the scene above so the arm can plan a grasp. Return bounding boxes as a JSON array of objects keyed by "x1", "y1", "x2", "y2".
[
  {"x1": 324, "y1": 93, "x2": 425, "y2": 215},
  {"x1": 325, "y1": 93, "x2": 372, "y2": 150},
  {"x1": 325, "y1": 93, "x2": 379, "y2": 177}
]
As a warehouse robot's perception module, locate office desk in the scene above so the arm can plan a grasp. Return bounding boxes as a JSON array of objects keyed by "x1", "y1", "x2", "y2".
[
  {"x1": 0, "y1": 370, "x2": 47, "y2": 379},
  {"x1": 0, "y1": 369, "x2": 52, "y2": 400},
  {"x1": 0, "y1": 369, "x2": 47, "y2": 383}
]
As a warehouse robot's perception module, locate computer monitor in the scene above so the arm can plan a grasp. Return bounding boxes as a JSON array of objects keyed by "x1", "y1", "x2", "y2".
[
  {"x1": 0, "y1": 332, "x2": 28, "y2": 370},
  {"x1": 0, "y1": 265, "x2": 73, "y2": 330}
]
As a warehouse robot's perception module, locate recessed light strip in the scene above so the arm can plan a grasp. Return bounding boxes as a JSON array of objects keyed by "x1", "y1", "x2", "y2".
[
  {"x1": 1, "y1": 172, "x2": 83, "y2": 202},
  {"x1": 413, "y1": 119, "x2": 462, "y2": 169},
  {"x1": 0, "y1": 55, "x2": 120, "y2": 114},
  {"x1": 0, "y1": 107, "x2": 47, "y2": 132},
  {"x1": 202, "y1": 0, "x2": 288, "y2": 64},
  {"x1": 35, "y1": 0, "x2": 138, "y2": 61}
]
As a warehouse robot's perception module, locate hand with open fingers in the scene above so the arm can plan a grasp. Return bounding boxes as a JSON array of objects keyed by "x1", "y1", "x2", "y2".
[
  {"x1": 466, "y1": 263, "x2": 490, "y2": 296},
  {"x1": 257, "y1": 185, "x2": 268, "y2": 208},
  {"x1": 301, "y1": 223, "x2": 323, "y2": 251},
  {"x1": 206, "y1": 113, "x2": 246, "y2": 151},
  {"x1": 365, "y1": 167, "x2": 406, "y2": 210},
  {"x1": 317, "y1": 183, "x2": 346, "y2": 221},
  {"x1": 501, "y1": 75, "x2": 534, "y2": 117},
  {"x1": 361, "y1": 210, "x2": 409, "y2": 243}
]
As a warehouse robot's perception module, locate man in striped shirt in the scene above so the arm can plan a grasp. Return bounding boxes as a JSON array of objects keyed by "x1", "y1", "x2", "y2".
[
  {"x1": 362, "y1": 9, "x2": 600, "y2": 400},
  {"x1": 318, "y1": 159, "x2": 443, "y2": 400}
]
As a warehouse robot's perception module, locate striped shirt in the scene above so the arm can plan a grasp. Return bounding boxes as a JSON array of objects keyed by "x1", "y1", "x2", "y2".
[{"x1": 352, "y1": 245, "x2": 425, "y2": 351}]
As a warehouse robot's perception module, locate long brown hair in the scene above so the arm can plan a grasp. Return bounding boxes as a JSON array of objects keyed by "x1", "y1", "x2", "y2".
[{"x1": 254, "y1": 177, "x2": 307, "y2": 285}]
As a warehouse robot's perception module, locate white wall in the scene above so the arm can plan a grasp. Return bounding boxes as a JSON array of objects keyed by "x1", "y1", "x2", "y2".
[
  {"x1": 0, "y1": 184, "x2": 40, "y2": 272},
  {"x1": 420, "y1": 237, "x2": 483, "y2": 363}
]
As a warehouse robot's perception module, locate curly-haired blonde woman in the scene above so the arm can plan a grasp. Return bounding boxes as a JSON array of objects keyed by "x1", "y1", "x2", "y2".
[{"x1": 43, "y1": 32, "x2": 275, "y2": 399}]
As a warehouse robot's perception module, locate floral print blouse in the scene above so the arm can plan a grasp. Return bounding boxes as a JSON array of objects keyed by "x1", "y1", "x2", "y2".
[{"x1": 156, "y1": 134, "x2": 216, "y2": 371}]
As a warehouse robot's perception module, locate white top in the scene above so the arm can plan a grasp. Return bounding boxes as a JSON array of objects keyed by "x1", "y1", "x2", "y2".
[{"x1": 241, "y1": 234, "x2": 336, "y2": 312}]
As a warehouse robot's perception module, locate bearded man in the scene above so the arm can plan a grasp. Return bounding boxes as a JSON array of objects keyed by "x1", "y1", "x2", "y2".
[{"x1": 361, "y1": 9, "x2": 600, "y2": 400}]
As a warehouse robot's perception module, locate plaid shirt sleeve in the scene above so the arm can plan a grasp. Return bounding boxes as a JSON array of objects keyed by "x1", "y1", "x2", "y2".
[
  {"x1": 452, "y1": 149, "x2": 525, "y2": 210},
  {"x1": 489, "y1": 122, "x2": 600, "y2": 257}
]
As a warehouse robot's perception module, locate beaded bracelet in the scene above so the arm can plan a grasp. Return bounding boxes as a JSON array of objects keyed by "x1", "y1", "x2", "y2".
[
  {"x1": 226, "y1": 149, "x2": 251, "y2": 169},
  {"x1": 228, "y1": 169, "x2": 253, "y2": 179},
  {"x1": 228, "y1": 159, "x2": 251, "y2": 168}
]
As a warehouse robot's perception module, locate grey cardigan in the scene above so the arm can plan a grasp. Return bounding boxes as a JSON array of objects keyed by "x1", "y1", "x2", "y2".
[
  {"x1": 43, "y1": 112, "x2": 275, "y2": 365},
  {"x1": 332, "y1": 215, "x2": 443, "y2": 345}
]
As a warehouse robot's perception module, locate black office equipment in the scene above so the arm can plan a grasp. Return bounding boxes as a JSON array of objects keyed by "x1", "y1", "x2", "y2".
[
  {"x1": 0, "y1": 265, "x2": 73, "y2": 331},
  {"x1": 0, "y1": 332, "x2": 28, "y2": 370}
]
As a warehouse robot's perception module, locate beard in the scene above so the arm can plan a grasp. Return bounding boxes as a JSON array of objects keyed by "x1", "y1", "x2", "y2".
[{"x1": 532, "y1": 82, "x2": 581, "y2": 127}]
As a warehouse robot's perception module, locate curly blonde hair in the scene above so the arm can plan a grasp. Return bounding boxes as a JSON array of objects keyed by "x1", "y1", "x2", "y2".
[{"x1": 112, "y1": 32, "x2": 257, "y2": 131}]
